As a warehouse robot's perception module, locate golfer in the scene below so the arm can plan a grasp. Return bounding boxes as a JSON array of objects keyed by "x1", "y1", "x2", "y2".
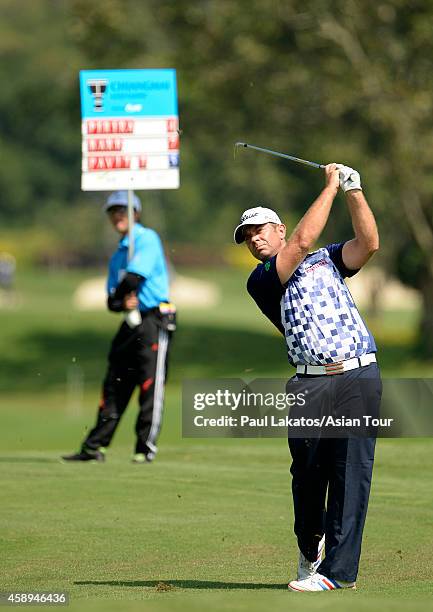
[
  {"x1": 63, "y1": 191, "x2": 175, "y2": 464},
  {"x1": 234, "y1": 164, "x2": 381, "y2": 591}
]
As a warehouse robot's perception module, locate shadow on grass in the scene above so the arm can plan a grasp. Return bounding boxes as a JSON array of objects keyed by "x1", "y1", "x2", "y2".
[
  {"x1": 74, "y1": 579, "x2": 286, "y2": 590},
  {"x1": 0, "y1": 457, "x2": 59, "y2": 463},
  {"x1": 1, "y1": 320, "x2": 418, "y2": 393},
  {"x1": 0, "y1": 324, "x2": 286, "y2": 392}
]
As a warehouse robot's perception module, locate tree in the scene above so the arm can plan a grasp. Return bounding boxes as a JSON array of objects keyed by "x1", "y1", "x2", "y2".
[
  {"x1": 0, "y1": 0, "x2": 83, "y2": 219},
  {"x1": 2, "y1": 0, "x2": 433, "y2": 352},
  {"x1": 153, "y1": 0, "x2": 433, "y2": 353}
]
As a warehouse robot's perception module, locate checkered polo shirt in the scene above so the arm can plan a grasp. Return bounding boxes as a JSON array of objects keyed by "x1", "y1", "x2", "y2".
[{"x1": 247, "y1": 242, "x2": 376, "y2": 366}]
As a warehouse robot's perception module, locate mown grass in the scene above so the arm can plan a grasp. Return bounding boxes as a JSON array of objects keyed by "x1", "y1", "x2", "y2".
[{"x1": 1, "y1": 266, "x2": 432, "y2": 611}]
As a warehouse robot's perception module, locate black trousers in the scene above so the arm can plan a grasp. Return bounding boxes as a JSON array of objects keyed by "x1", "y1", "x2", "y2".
[
  {"x1": 84, "y1": 310, "x2": 172, "y2": 457},
  {"x1": 287, "y1": 363, "x2": 382, "y2": 582}
]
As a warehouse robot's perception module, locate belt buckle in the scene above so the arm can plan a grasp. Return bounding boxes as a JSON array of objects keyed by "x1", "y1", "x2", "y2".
[{"x1": 324, "y1": 361, "x2": 344, "y2": 375}]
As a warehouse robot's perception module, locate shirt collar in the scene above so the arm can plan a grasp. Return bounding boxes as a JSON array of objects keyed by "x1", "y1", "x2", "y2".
[{"x1": 118, "y1": 223, "x2": 143, "y2": 248}]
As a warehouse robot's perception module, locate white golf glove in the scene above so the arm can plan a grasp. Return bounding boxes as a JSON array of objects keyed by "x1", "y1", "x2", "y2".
[
  {"x1": 337, "y1": 164, "x2": 362, "y2": 192},
  {"x1": 125, "y1": 308, "x2": 142, "y2": 328}
]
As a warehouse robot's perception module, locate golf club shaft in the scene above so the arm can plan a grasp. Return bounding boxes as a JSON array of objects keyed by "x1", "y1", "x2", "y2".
[{"x1": 235, "y1": 142, "x2": 325, "y2": 169}]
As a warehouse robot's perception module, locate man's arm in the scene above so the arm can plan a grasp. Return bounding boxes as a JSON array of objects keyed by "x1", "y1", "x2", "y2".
[
  {"x1": 107, "y1": 272, "x2": 142, "y2": 312},
  {"x1": 276, "y1": 164, "x2": 340, "y2": 284},
  {"x1": 342, "y1": 190, "x2": 379, "y2": 270}
]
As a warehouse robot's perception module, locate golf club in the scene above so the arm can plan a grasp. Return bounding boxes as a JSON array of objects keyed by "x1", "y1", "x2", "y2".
[{"x1": 234, "y1": 142, "x2": 325, "y2": 169}]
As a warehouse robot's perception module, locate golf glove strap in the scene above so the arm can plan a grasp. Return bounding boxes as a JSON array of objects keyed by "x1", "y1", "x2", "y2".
[{"x1": 338, "y1": 165, "x2": 362, "y2": 192}]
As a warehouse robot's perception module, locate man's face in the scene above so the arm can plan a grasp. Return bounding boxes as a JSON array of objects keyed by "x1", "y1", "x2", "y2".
[
  {"x1": 244, "y1": 223, "x2": 286, "y2": 261},
  {"x1": 107, "y1": 206, "x2": 129, "y2": 235}
]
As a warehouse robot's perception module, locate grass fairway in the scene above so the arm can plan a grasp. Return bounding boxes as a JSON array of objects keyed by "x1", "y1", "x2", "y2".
[
  {"x1": 1, "y1": 267, "x2": 433, "y2": 610},
  {"x1": 1, "y1": 436, "x2": 433, "y2": 610}
]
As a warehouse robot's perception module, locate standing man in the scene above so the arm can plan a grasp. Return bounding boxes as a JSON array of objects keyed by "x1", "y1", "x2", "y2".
[
  {"x1": 234, "y1": 164, "x2": 381, "y2": 591},
  {"x1": 63, "y1": 190, "x2": 175, "y2": 464}
]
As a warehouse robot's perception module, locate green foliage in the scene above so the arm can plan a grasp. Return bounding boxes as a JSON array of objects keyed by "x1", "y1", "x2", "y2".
[
  {"x1": 1, "y1": 0, "x2": 432, "y2": 247},
  {"x1": 396, "y1": 241, "x2": 427, "y2": 290},
  {"x1": 1, "y1": 0, "x2": 433, "y2": 349},
  {"x1": 0, "y1": 0, "x2": 83, "y2": 218}
]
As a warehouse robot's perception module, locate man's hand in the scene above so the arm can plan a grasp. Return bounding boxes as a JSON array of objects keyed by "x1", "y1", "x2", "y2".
[
  {"x1": 123, "y1": 292, "x2": 139, "y2": 310},
  {"x1": 325, "y1": 163, "x2": 341, "y2": 191},
  {"x1": 338, "y1": 165, "x2": 362, "y2": 192}
]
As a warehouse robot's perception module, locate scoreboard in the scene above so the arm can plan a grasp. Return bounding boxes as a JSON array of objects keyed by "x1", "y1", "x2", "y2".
[{"x1": 79, "y1": 69, "x2": 179, "y2": 191}]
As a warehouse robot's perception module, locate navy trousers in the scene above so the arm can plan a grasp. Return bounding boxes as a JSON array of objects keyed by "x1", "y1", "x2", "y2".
[{"x1": 287, "y1": 363, "x2": 382, "y2": 582}]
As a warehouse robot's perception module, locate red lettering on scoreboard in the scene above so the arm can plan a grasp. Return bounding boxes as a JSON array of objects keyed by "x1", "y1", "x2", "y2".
[
  {"x1": 87, "y1": 139, "x2": 123, "y2": 152},
  {"x1": 168, "y1": 134, "x2": 179, "y2": 150},
  {"x1": 86, "y1": 120, "x2": 134, "y2": 134},
  {"x1": 88, "y1": 156, "x2": 131, "y2": 171},
  {"x1": 167, "y1": 118, "x2": 179, "y2": 132},
  {"x1": 138, "y1": 156, "x2": 147, "y2": 168}
]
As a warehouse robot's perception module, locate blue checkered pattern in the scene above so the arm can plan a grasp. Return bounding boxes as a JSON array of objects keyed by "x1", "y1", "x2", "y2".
[{"x1": 281, "y1": 248, "x2": 373, "y2": 365}]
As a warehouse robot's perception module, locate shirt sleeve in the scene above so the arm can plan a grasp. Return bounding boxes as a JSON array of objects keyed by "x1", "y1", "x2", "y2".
[
  {"x1": 248, "y1": 256, "x2": 284, "y2": 294},
  {"x1": 247, "y1": 256, "x2": 286, "y2": 335},
  {"x1": 325, "y1": 242, "x2": 360, "y2": 278},
  {"x1": 126, "y1": 230, "x2": 161, "y2": 278},
  {"x1": 107, "y1": 273, "x2": 143, "y2": 312}
]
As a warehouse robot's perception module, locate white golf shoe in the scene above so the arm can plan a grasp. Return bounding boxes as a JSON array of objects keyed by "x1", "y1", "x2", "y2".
[
  {"x1": 297, "y1": 534, "x2": 325, "y2": 580},
  {"x1": 288, "y1": 572, "x2": 356, "y2": 592}
]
